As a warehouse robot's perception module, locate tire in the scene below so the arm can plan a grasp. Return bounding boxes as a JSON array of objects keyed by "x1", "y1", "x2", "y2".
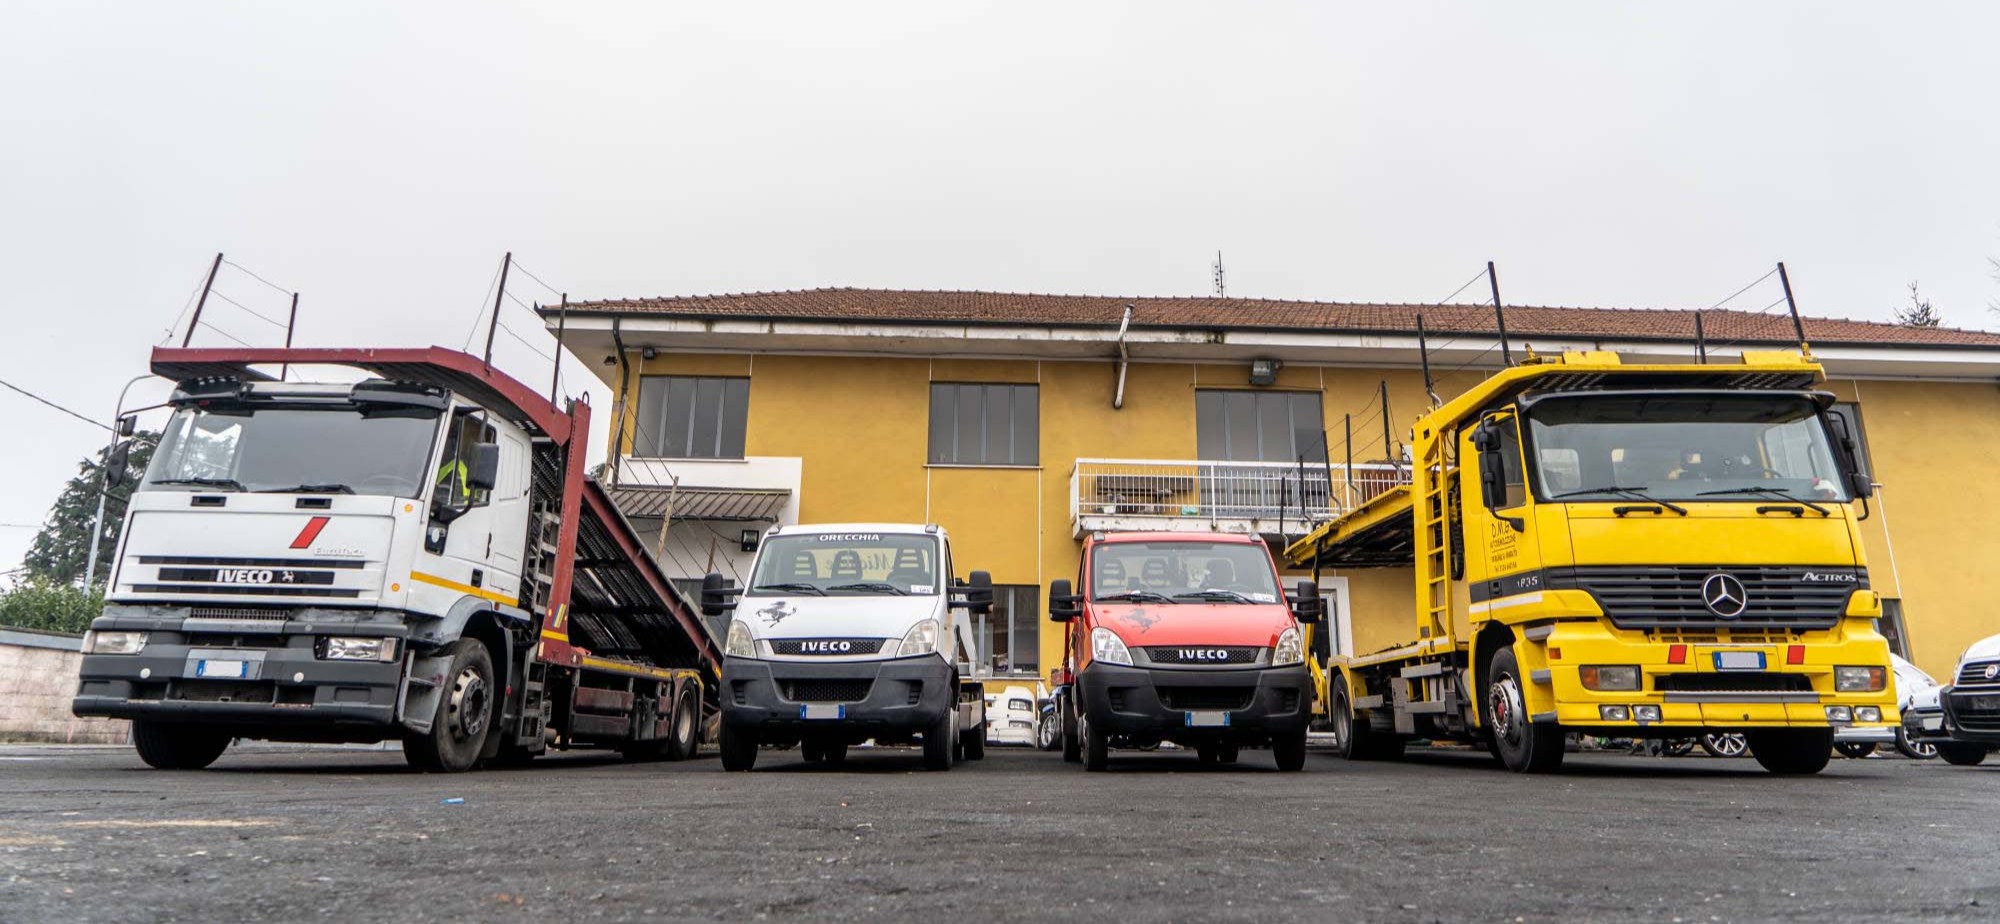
[
  {"x1": 1333, "y1": 683, "x2": 1403, "y2": 761},
  {"x1": 1217, "y1": 743, "x2": 1239, "y2": 764},
  {"x1": 1486, "y1": 647, "x2": 1564, "y2": 773},
  {"x1": 961, "y1": 723, "x2": 987, "y2": 761},
  {"x1": 1834, "y1": 741, "x2": 1877, "y2": 759},
  {"x1": 131, "y1": 721, "x2": 230, "y2": 770},
  {"x1": 1662, "y1": 738, "x2": 1696, "y2": 758},
  {"x1": 1080, "y1": 715, "x2": 1109, "y2": 772},
  {"x1": 1272, "y1": 727, "x2": 1308, "y2": 772},
  {"x1": 1037, "y1": 711, "x2": 1060, "y2": 751},
  {"x1": 1196, "y1": 744, "x2": 1219, "y2": 764},
  {"x1": 1061, "y1": 693, "x2": 1082, "y2": 764},
  {"x1": 719, "y1": 723, "x2": 758, "y2": 771},
  {"x1": 923, "y1": 708, "x2": 955, "y2": 771},
  {"x1": 801, "y1": 740, "x2": 825, "y2": 763},
  {"x1": 664, "y1": 684, "x2": 700, "y2": 761},
  {"x1": 1894, "y1": 727, "x2": 1938, "y2": 761},
  {"x1": 1937, "y1": 742, "x2": 1989, "y2": 766},
  {"x1": 821, "y1": 741, "x2": 848, "y2": 766},
  {"x1": 1747, "y1": 728, "x2": 1834, "y2": 775},
  {"x1": 402, "y1": 639, "x2": 496, "y2": 773},
  {"x1": 1700, "y1": 733, "x2": 1748, "y2": 758}
]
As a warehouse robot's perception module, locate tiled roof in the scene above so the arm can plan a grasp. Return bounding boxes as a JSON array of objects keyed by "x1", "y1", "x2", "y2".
[{"x1": 548, "y1": 287, "x2": 2000, "y2": 349}]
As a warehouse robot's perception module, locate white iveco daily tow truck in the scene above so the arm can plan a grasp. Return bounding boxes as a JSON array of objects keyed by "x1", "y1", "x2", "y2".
[{"x1": 701, "y1": 524, "x2": 992, "y2": 771}]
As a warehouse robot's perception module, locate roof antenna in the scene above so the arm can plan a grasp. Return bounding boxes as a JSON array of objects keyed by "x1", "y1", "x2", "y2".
[
  {"x1": 1416, "y1": 314, "x2": 1440, "y2": 408},
  {"x1": 1776, "y1": 261, "x2": 1810, "y2": 357},
  {"x1": 1486, "y1": 260, "x2": 1512, "y2": 366},
  {"x1": 1212, "y1": 251, "x2": 1227, "y2": 297}
]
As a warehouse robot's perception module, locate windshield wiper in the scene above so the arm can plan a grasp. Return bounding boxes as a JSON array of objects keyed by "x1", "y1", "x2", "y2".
[
  {"x1": 750, "y1": 582, "x2": 826, "y2": 596},
  {"x1": 826, "y1": 582, "x2": 909, "y2": 596},
  {"x1": 150, "y1": 477, "x2": 246, "y2": 492},
  {"x1": 258, "y1": 483, "x2": 356, "y2": 495},
  {"x1": 1695, "y1": 486, "x2": 1831, "y2": 517},
  {"x1": 1096, "y1": 590, "x2": 1178, "y2": 604},
  {"x1": 1549, "y1": 485, "x2": 1688, "y2": 516},
  {"x1": 1173, "y1": 589, "x2": 1256, "y2": 603}
]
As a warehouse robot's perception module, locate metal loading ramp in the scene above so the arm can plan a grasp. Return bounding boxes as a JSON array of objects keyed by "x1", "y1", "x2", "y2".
[{"x1": 1283, "y1": 484, "x2": 1417, "y2": 570}]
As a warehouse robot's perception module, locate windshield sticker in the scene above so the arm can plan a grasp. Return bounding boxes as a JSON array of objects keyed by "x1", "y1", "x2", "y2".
[
  {"x1": 816, "y1": 533, "x2": 881, "y2": 542},
  {"x1": 1119, "y1": 608, "x2": 1159, "y2": 634},
  {"x1": 912, "y1": 585, "x2": 933, "y2": 594},
  {"x1": 756, "y1": 600, "x2": 796, "y2": 627},
  {"x1": 1248, "y1": 592, "x2": 1277, "y2": 603}
]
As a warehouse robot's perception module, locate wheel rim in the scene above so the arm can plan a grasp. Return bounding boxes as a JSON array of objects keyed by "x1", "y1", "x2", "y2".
[
  {"x1": 1488, "y1": 673, "x2": 1525, "y2": 746},
  {"x1": 674, "y1": 696, "x2": 694, "y2": 744},
  {"x1": 1911, "y1": 740, "x2": 1938, "y2": 758},
  {"x1": 1707, "y1": 733, "x2": 1746, "y2": 757},
  {"x1": 1334, "y1": 700, "x2": 1351, "y2": 747},
  {"x1": 448, "y1": 666, "x2": 489, "y2": 741}
]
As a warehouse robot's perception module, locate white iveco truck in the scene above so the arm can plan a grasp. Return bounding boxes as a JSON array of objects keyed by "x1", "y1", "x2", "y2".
[{"x1": 702, "y1": 523, "x2": 992, "y2": 771}]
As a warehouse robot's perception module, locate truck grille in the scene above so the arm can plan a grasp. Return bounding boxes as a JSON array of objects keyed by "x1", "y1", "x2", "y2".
[
  {"x1": 1551, "y1": 566, "x2": 1863, "y2": 630},
  {"x1": 133, "y1": 556, "x2": 364, "y2": 600},
  {"x1": 1954, "y1": 660, "x2": 2000, "y2": 688},
  {"x1": 1146, "y1": 646, "x2": 1260, "y2": 665},
  {"x1": 1656, "y1": 673, "x2": 1813, "y2": 694},
  {"x1": 780, "y1": 679, "x2": 872, "y2": 703},
  {"x1": 1157, "y1": 687, "x2": 1255, "y2": 711},
  {"x1": 768, "y1": 639, "x2": 885, "y2": 656}
]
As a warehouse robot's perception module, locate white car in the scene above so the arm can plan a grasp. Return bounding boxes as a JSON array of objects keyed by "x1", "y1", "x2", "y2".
[
  {"x1": 1836, "y1": 653, "x2": 1939, "y2": 759},
  {"x1": 984, "y1": 684, "x2": 1041, "y2": 746},
  {"x1": 1936, "y1": 631, "x2": 2000, "y2": 766}
]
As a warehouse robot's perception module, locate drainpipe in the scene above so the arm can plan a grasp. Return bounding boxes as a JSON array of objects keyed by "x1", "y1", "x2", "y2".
[{"x1": 1112, "y1": 305, "x2": 1133, "y2": 409}]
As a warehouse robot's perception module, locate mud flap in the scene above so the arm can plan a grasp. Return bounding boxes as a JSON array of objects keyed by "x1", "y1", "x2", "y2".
[{"x1": 399, "y1": 651, "x2": 455, "y2": 735}]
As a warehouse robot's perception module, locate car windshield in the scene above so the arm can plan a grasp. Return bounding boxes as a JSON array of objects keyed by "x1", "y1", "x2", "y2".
[
  {"x1": 745, "y1": 532, "x2": 940, "y2": 596},
  {"x1": 1526, "y1": 394, "x2": 1851, "y2": 504},
  {"x1": 1088, "y1": 541, "x2": 1280, "y2": 603},
  {"x1": 142, "y1": 403, "x2": 441, "y2": 499}
]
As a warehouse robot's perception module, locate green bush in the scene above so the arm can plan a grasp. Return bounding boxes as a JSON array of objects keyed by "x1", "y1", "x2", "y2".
[{"x1": 0, "y1": 581, "x2": 104, "y2": 635}]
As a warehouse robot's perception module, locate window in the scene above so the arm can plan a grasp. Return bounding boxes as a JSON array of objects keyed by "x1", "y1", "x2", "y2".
[
  {"x1": 635, "y1": 376, "x2": 749, "y2": 459},
  {"x1": 928, "y1": 383, "x2": 1038, "y2": 466},
  {"x1": 1525, "y1": 395, "x2": 1849, "y2": 503},
  {"x1": 1491, "y1": 415, "x2": 1526, "y2": 508},
  {"x1": 143, "y1": 403, "x2": 440, "y2": 500},
  {"x1": 1878, "y1": 598, "x2": 1909, "y2": 660},
  {"x1": 1196, "y1": 390, "x2": 1326, "y2": 463},
  {"x1": 437, "y1": 412, "x2": 495, "y2": 508},
  {"x1": 743, "y1": 532, "x2": 940, "y2": 597},
  {"x1": 973, "y1": 585, "x2": 1040, "y2": 676}
]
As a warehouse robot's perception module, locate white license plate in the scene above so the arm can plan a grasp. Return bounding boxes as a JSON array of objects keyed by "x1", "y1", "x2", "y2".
[
  {"x1": 197, "y1": 659, "x2": 248, "y2": 679},
  {"x1": 1713, "y1": 651, "x2": 1766, "y2": 671},
  {"x1": 1184, "y1": 710, "x2": 1230, "y2": 728},
  {"x1": 1922, "y1": 716, "x2": 1944, "y2": 731},
  {"x1": 799, "y1": 704, "x2": 845, "y2": 720}
]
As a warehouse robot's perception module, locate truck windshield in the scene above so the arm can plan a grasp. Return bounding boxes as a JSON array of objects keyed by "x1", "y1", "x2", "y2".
[
  {"x1": 1089, "y1": 541, "x2": 1281, "y2": 604},
  {"x1": 746, "y1": 533, "x2": 941, "y2": 596},
  {"x1": 141, "y1": 404, "x2": 441, "y2": 499},
  {"x1": 1525, "y1": 394, "x2": 1850, "y2": 504}
]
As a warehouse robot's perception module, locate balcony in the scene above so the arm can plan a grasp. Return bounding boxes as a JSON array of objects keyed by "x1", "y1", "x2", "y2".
[{"x1": 1069, "y1": 458, "x2": 1409, "y2": 539}]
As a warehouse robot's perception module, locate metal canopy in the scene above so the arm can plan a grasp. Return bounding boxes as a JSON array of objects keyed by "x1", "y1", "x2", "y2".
[{"x1": 607, "y1": 485, "x2": 790, "y2": 522}]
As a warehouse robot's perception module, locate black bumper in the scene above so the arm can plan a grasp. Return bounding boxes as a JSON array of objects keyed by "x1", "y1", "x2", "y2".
[
  {"x1": 71, "y1": 617, "x2": 408, "y2": 739},
  {"x1": 1075, "y1": 661, "x2": 1311, "y2": 743},
  {"x1": 721, "y1": 654, "x2": 954, "y2": 740},
  {"x1": 1941, "y1": 686, "x2": 2000, "y2": 744}
]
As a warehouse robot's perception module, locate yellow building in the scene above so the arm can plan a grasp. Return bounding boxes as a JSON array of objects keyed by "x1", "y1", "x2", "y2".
[{"x1": 543, "y1": 289, "x2": 2000, "y2": 686}]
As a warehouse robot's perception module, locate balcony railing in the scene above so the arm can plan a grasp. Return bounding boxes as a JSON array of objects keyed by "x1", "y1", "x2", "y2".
[{"x1": 1069, "y1": 458, "x2": 1410, "y2": 533}]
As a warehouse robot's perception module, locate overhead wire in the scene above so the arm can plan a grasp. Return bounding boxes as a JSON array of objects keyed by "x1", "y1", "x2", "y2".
[
  {"x1": 220, "y1": 259, "x2": 294, "y2": 298},
  {"x1": 0, "y1": 378, "x2": 112, "y2": 431}
]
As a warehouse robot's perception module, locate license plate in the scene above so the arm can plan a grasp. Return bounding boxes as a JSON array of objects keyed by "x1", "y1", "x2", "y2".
[
  {"x1": 799, "y1": 704, "x2": 845, "y2": 720},
  {"x1": 197, "y1": 659, "x2": 248, "y2": 679},
  {"x1": 1922, "y1": 716, "x2": 1944, "y2": 731},
  {"x1": 1967, "y1": 696, "x2": 2000, "y2": 712},
  {"x1": 1184, "y1": 710, "x2": 1230, "y2": 728},
  {"x1": 1713, "y1": 651, "x2": 1766, "y2": 671}
]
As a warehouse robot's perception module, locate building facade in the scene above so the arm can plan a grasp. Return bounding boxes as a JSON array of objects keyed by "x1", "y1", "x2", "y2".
[{"x1": 544, "y1": 289, "x2": 2000, "y2": 685}]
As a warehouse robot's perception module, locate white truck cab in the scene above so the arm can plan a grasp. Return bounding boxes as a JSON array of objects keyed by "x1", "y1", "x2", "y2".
[{"x1": 705, "y1": 523, "x2": 992, "y2": 770}]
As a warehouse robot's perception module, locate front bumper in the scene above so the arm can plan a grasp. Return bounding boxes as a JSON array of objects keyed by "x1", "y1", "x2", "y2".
[
  {"x1": 721, "y1": 654, "x2": 954, "y2": 740},
  {"x1": 1075, "y1": 661, "x2": 1311, "y2": 744},
  {"x1": 1941, "y1": 685, "x2": 2000, "y2": 743},
  {"x1": 1902, "y1": 705, "x2": 1950, "y2": 743},
  {"x1": 70, "y1": 609, "x2": 409, "y2": 738}
]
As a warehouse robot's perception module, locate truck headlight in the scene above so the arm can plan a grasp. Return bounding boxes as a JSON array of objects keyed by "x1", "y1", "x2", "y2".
[
  {"x1": 899, "y1": 618, "x2": 939, "y2": 657},
  {"x1": 1271, "y1": 627, "x2": 1303, "y2": 667},
  {"x1": 81, "y1": 631, "x2": 147, "y2": 655},
  {"x1": 725, "y1": 619, "x2": 757, "y2": 658},
  {"x1": 1090, "y1": 627, "x2": 1132, "y2": 667},
  {"x1": 1580, "y1": 665, "x2": 1641, "y2": 691},
  {"x1": 1835, "y1": 666, "x2": 1886, "y2": 692},
  {"x1": 319, "y1": 636, "x2": 399, "y2": 662}
]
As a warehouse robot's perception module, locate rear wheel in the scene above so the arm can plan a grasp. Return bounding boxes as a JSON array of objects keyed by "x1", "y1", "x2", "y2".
[
  {"x1": 1061, "y1": 692, "x2": 1081, "y2": 763},
  {"x1": 1937, "y1": 742, "x2": 1989, "y2": 766},
  {"x1": 131, "y1": 721, "x2": 230, "y2": 770},
  {"x1": 664, "y1": 684, "x2": 700, "y2": 761},
  {"x1": 961, "y1": 723, "x2": 987, "y2": 761},
  {"x1": 821, "y1": 741, "x2": 848, "y2": 766},
  {"x1": 1661, "y1": 738, "x2": 1696, "y2": 758},
  {"x1": 1701, "y1": 733, "x2": 1748, "y2": 758},
  {"x1": 403, "y1": 639, "x2": 495, "y2": 773},
  {"x1": 1036, "y1": 710, "x2": 1060, "y2": 751},
  {"x1": 801, "y1": 740, "x2": 825, "y2": 763},
  {"x1": 1333, "y1": 684, "x2": 1402, "y2": 761},
  {"x1": 1747, "y1": 728, "x2": 1833, "y2": 775},
  {"x1": 1894, "y1": 727, "x2": 1938, "y2": 760},
  {"x1": 1272, "y1": 728, "x2": 1308, "y2": 772},
  {"x1": 922, "y1": 708, "x2": 955, "y2": 771},
  {"x1": 1080, "y1": 715, "x2": 1109, "y2": 772},
  {"x1": 1486, "y1": 647, "x2": 1564, "y2": 773},
  {"x1": 1834, "y1": 741, "x2": 1877, "y2": 759},
  {"x1": 719, "y1": 723, "x2": 757, "y2": 771}
]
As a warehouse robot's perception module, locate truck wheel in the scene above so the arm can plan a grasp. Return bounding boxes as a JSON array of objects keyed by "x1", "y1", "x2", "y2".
[
  {"x1": 961, "y1": 724, "x2": 987, "y2": 761},
  {"x1": 1834, "y1": 741, "x2": 1877, "y2": 759},
  {"x1": 719, "y1": 723, "x2": 758, "y2": 771},
  {"x1": 1080, "y1": 715, "x2": 1109, "y2": 772},
  {"x1": 1061, "y1": 693, "x2": 1081, "y2": 763},
  {"x1": 1333, "y1": 684, "x2": 1402, "y2": 761},
  {"x1": 403, "y1": 639, "x2": 496, "y2": 773},
  {"x1": 1486, "y1": 647, "x2": 1564, "y2": 773},
  {"x1": 131, "y1": 721, "x2": 230, "y2": 770},
  {"x1": 1747, "y1": 728, "x2": 1834, "y2": 774},
  {"x1": 923, "y1": 709, "x2": 955, "y2": 771},
  {"x1": 801, "y1": 740, "x2": 825, "y2": 763},
  {"x1": 664, "y1": 685, "x2": 700, "y2": 761},
  {"x1": 1894, "y1": 727, "x2": 1937, "y2": 760},
  {"x1": 822, "y1": 741, "x2": 848, "y2": 766},
  {"x1": 1937, "y1": 742, "x2": 1988, "y2": 766},
  {"x1": 1272, "y1": 728, "x2": 1308, "y2": 772}
]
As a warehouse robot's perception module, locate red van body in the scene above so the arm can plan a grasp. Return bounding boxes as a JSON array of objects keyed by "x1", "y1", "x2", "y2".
[{"x1": 1050, "y1": 532, "x2": 1318, "y2": 771}]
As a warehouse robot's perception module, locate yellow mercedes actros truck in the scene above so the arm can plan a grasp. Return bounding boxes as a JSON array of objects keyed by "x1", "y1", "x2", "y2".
[{"x1": 1287, "y1": 350, "x2": 1897, "y2": 774}]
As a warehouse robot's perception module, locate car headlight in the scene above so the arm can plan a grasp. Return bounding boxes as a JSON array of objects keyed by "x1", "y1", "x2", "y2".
[
  {"x1": 82, "y1": 631, "x2": 147, "y2": 655},
  {"x1": 1090, "y1": 627, "x2": 1132, "y2": 666},
  {"x1": 899, "y1": 618, "x2": 939, "y2": 657},
  {"x1": 318, "y1": 636, "x2": 399, "y2": 662},
  {"x1": 1835, "y1": 665, "x2": 1886, "y2": 692},
  {"x1": 1271, "y1": 626, "x2": 1303, "y2": 667},
  {"x1": 725, "y1": 619, "x2": 757, "y2": 658}
]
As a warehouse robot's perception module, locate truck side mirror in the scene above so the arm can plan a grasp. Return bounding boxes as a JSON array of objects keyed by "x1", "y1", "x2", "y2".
[
  {"x1": 117, "y1": 415, "x2": 137, "y2": 438},
  {"x1": 700, "y1": 571, "x2": 740, "y2": 617},
  {"x1": 1288, "y1": 580, "x2": 1322, "y2": 623},
  {"x1": 468, "y1": 443, "x2": 500, "y2": 492},
  {"x1": 1478, "y1": 449, "x2": 1505, "y2": 509},
  {"x1": 953, "y1": 570, "x2": 994, "y2": 614},
  {"x1": 1049, "y1": 579, "x2": 1081, "y2": 622},
  {"x1": 103, "y1": 440, "x2": 133, "y2": 488},
  {"x1": 1826, "y1": 412, "x2": 1874, "y2": 499}
]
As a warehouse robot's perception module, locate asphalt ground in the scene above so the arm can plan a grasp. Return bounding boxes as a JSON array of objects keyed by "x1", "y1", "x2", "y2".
[{"x1": 1, "y1": 741, "x2": 1995, "y2": 923}]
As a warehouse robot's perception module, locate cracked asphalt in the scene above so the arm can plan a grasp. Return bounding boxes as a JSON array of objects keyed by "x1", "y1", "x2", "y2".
[{"x1": 1, "y1": 741, "x2": 1996, "y2": 922}]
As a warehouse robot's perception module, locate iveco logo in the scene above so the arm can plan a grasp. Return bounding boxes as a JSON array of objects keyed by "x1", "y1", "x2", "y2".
[
  {"x1": 1179, "y1": 649, "x2": 1231, "y2": 661},
  {"x1": 797, "y1": 640, "x2": 854, "y2": 654},
  {"x1": 1701, "y1": 573, "x2": 1749, "y2": 619},
  {"x1": 216, "y1": 569, "x2": 277, "y2": 585}
]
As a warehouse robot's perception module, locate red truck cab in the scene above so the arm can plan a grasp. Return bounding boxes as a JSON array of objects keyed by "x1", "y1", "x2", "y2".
[{"x1": 1050, "y1": 532, "x2": 1321, "y2": 771}]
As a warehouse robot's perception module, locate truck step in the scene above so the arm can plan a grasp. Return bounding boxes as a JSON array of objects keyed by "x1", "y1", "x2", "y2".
[{"x1": 573, "y1": 687, "x2": 636, "y2": 713}]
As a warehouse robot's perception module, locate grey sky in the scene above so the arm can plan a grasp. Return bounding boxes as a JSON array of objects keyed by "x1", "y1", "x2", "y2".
[{"x1": 4, "y1": 1, "x2": 1998, "y2": 576}]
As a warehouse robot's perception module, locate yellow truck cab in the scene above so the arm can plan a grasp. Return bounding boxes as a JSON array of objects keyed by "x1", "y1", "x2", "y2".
[{"x1": 1287, "y1": 350, "x2": 1897, "y2": 774}]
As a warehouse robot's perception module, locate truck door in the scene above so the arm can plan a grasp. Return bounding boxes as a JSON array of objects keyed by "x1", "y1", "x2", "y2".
[
  {"x1": 425, "y1": 410, "x2": 517, "y2": 605},
  {"x1": 1467, "y1": 411, "x2": 1544, "y2": 615}
]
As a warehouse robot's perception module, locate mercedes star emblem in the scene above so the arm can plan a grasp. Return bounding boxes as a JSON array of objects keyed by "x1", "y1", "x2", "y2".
[{"x1": 1701, "y1": 573, "x2": 1748, "y2": 619}]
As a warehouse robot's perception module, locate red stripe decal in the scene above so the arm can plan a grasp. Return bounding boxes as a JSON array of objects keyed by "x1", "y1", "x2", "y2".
[{"x1": 290, "y1": 516, "x2": 331, "y2": 549}]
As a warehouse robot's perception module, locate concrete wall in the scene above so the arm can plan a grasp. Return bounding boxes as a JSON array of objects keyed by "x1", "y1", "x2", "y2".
[{"x1": 0, "y1": 629, "x2": 128, "y2": 744}]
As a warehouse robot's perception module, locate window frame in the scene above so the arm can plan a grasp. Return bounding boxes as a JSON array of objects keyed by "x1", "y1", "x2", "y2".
[
  {"x1": 927, "y1": 382, "x2": 1040, "y2": 467},
  {"x1": 1194, "y1": 389, "x2": 1327, "y2": 463},
  {"x1": 633, "y1": 374, "x2": 750, "y2": 460}
]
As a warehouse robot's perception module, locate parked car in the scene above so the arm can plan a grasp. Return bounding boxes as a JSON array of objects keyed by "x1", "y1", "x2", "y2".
[
  {"x1": 1836, "y1": 653, "x2": 1938, "y2": 758},
  {"x1": 1035, "y1": 687, "x2": 1065, "y2": 751},
  {"x1": 983, "y1": 683, "x2": 1041, "y2": 746},
  {"x1": 1935, "y1": 632, "x2": 2000, "y2": 766}
]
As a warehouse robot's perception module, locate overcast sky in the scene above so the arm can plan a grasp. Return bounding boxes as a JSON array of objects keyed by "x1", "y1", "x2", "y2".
[{"x1": 4, "y1": 1, "x2": 1999, "y2": 578}]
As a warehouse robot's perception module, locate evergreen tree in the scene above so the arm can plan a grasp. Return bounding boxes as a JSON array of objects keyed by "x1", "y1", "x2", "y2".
[
  {"x1": 23, "y1": 433, "x2": 155, "y2": 587},
  {"x1": 1894, "y1": 281, "x2": 1942, "y2": 328}
]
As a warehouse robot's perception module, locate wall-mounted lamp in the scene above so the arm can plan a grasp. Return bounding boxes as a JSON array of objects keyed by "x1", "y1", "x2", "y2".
[
  {"x1": 739, "y1": 529, "x2": 761, "y2": 553},
  {"x1": 641, "y1": 346, "x2": 658, "y2": 360},
  {"x1": 1249, "y1": 358, "x2": 1283, "y2": 386}
]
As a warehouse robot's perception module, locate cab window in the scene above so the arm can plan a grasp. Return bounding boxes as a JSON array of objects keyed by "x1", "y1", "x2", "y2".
[
  {"x1": 1490, "y1": 416, "x2": 1527, "y2": 508},
  {"x1": 436, "y1": 412, "x2": 493, "y2": 508}
]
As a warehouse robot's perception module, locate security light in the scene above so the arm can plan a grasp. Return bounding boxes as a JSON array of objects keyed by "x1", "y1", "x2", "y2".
[
  {"x1": 1249, "y1": 358, "x2": 1282, "y2": 385},
  {"x1": 739, "y1": 529, "x2": 760, "y2": 552}
]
